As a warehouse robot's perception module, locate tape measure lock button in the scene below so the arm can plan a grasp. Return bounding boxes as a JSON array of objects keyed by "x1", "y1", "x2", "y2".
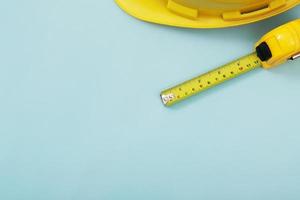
[{"x1": 256, "y1": 42, "x2": 273, "y2": 62}]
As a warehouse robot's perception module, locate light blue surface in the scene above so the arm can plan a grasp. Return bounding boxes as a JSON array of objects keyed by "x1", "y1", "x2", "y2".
[{"x1": 1, "y1": 1, "x2": 300, "y2": 199}]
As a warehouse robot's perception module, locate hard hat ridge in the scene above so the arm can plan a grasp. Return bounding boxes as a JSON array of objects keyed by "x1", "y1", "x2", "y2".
[{"x1": 116, "y1": 0, "x2": 300, "y2": 28}]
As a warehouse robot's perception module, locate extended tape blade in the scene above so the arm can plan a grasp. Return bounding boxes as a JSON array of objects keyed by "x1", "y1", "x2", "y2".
[{"x1": 160, "y1": 52, "x2": 261, "y2": 106}]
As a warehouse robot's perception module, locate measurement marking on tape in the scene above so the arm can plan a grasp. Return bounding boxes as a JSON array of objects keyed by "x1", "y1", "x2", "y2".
[{"x1": 160, "y1": 53, "x2": 261, "y2": 106}]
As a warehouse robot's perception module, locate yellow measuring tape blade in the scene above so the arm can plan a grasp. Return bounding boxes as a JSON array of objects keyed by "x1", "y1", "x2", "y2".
[{"x1": 161, "y1": 52, "x2": 262, "y2": 106}]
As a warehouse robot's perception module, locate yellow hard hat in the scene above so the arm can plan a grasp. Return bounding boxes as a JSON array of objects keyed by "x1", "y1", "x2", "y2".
[{"x1": 115, "y1": 0, "x2": 300, "y2": 28}]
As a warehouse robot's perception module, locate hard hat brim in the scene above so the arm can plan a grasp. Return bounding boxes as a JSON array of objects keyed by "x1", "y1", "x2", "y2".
[{"x1": 115, "y1": 0, "x2": 300, "y2": 28}]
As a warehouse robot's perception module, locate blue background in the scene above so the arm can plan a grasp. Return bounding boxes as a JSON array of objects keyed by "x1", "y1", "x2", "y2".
[{"x1": 1, "y1": 1, "x2": 300, "y2": 199}]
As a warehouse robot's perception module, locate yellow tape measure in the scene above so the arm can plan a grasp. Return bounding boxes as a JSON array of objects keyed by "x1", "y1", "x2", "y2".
[{"x1": 160, "y1": 19, "x2": 300, "y2": 107}]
